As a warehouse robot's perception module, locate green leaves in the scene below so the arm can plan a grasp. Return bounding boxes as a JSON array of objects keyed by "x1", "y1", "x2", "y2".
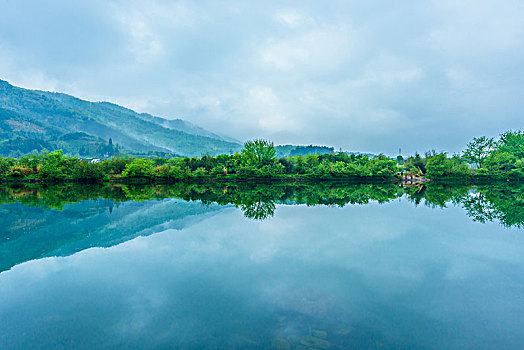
[
  {"x1": 425, "y1": 153, "x2": 472, "y2": 179},
  {"x1": 462, "y1": 136, "x2": 495, "y2": 168},
  {"x1": 72, "y1": 160, "x2": 106, "y2": 183},
  {"x1": 471, "y1": 131, "x2": 524, "y2": 178},
  {"x1": 238, "y1": 139, "x2": 283, "y2": 178},
  {"x1": 39, "y1": 150, "x2": 77, "y2": 181},
  {"x1": 240, "y1": 139, "x2": 277, "y2": 167},
  {"x1": 121, "y1": 158, "x2": 155, "y2": 179}
]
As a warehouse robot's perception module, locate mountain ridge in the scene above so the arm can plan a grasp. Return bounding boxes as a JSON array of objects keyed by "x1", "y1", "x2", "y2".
[{"x1": 0, "y1": 79, "x2": 241, "y2": 157}]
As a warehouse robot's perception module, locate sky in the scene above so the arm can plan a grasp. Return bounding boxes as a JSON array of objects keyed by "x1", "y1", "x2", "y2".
[{"x1": 0, "y1": 0, "x2": 523, "y2": 155}]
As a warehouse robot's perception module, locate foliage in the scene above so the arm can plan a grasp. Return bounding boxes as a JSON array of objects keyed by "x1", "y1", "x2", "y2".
[
  {"x1": 404, "y1": 153, "x2": 427, "y2": 174},
  {"x1": 0, "y1": 157, "x2": 15, "y2": 175},
  {"x1": 72, "y1": 160, "x2": 107, "y2": 183},
  {"x1": 462, "y1": 136, "x2": 495, "y2": 168},
  {"x1": 461, "y1": 183, "x2": 524, "y2": 228},
  {"x1": 425, "y1": 153, "x2": 472, "y2": 179},
  {"x1": 2, "y1": 181, "x2": 522, "y2": 227},
  {"x1": 241, "y1": 139, "x2": 277, "y2": 167},
  {"x1": 39, "y1": 150, "x2": 78, "y2": 182},
  {"x1": 399, "y1": 130, "x2": 524, "y2": 180},
  {"x1": 475, "y1": 131, "x2": 524, "y2": 179},
  {"x1": 101, "y1": 157, "x2": 130, "y2": 174},
  {"x1": 121, "y1": 158, "x2": 155, "y2": 179},
  {"x1": 0, "y1": 132, "x2": 523, "y2": 183}
]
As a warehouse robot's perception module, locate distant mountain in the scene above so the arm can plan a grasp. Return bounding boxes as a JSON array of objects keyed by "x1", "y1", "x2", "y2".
[
  {"x1": 275, "y1": 145, "x2": 335, "y2": 157},
  {"x1": 0, "y1": 80, "x2": 241, "y2": 157},
  {"x1": 128, "y1": 107, "x2": 239, "y2": 144},
  {"x1": 275, "y1": 144, "x2": 375, "y2": 158}
]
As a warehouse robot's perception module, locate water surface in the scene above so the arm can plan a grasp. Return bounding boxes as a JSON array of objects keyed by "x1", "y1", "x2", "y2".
[{"x1": 0, "y1": 183, "x2": 523, "y2": 349}]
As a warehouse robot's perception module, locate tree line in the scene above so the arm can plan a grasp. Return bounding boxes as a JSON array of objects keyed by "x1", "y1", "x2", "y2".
[
  {"x1": 401, "y1": 130, "x2": 524, "y2": 179},
  {"x1": 0, "y1": 131, "x2": 522, "y2": 183}
]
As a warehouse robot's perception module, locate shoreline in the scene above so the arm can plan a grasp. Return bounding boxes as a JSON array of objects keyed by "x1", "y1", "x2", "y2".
[{"x1": 1, "y1": 176, "x2": 523, "y2": 185}]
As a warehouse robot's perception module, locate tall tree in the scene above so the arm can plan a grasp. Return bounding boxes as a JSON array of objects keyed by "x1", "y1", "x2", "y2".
[
  {"x1": 240, "y1": 139, "x2": 277, "y2": 167},
  {"x1": 462, "y1": 136, "x2": 495, "y2": 168}
]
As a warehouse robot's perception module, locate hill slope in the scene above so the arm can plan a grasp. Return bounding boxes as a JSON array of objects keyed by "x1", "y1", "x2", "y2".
[{"x1": 0, "y1": 80, "x2": 241, "y2": 157}]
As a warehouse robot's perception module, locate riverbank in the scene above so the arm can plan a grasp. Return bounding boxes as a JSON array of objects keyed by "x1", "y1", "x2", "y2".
[
  {"x1": 3, "y1": 172, "x2": 524, "y2": 185},
  {"x1": 1, "y1": 131, "x2": 523, "y2": 184},
  {"x1": 0, "y1": 175, "x2": 400, "y2": 184}
]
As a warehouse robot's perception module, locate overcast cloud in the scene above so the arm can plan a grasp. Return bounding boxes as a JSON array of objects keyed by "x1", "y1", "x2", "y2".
[{"x1": 1, "y1": 0, "x2": 523, "y2": 154}]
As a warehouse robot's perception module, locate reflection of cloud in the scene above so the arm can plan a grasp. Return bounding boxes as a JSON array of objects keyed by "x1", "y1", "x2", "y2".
[
  {"x1": 266, "y1": 286, "x2": 334, "y2": 316},
  {"x1": 1, "y1": 200, "x2": 523, "y2": 348}
]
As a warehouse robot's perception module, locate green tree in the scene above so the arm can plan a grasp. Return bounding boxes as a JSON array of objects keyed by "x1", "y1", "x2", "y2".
[
  {"x1": 39, "y1": 150, "x2": 77, "y2": 181},
  {"x1": 481, "y1": 131, "x2": 524, "y2": 178},
  {"x1": 462, "y1": 136, "x2": 495, "y2": 168},
  {"x1": 101, "y1": 157, "x2": 130, "y2": 175},
  {"x1": 0, "y1": 157, "x2": 15, "y2": 174},
  {"x1": 498, "y1": 130, "x2": 524, "y2": 158},
  {"x1": 121, "y1": 158, "x2": 154, "y2": 179},
  {"x1": 240, "y1": 139, "x2": 277, "y2": 167},
  {"x1": 72, "y1": 160, "x2": 106, "y2": 183}
]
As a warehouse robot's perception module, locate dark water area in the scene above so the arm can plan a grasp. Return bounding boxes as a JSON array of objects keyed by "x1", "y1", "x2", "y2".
[{"x1": 0, "y1": 182, "x2": 523, "y2": 349}]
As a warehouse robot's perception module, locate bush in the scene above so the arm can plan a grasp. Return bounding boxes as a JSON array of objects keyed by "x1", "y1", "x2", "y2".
[
  {"x1": 39, "y1": 150, "x2": 77, "y2": 182},
  {"x1": 101, "y1": 157, "x2": 130, "y2": 175},
  {"x1": 72, "y1": 161, "x2": 106, "y2": 183},
  {"x1": 121, "y1": 158, "x2": 154, "y2": 179},
  {"x1": 0, "y1": 157, "x2": 15, "y2": 174},
  {"x1": 426, "y1": 153, "x2": 472, "y2": 179}
]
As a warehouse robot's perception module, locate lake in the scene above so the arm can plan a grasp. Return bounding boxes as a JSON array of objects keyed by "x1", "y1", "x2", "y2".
[{"x1": 0, "y1": 182, "x2": 523, "y2": 349}]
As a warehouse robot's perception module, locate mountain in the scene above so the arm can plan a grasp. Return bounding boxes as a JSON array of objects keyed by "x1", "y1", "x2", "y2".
[
  {"x1": 275, "y1": 145, "x2": 335, "y2": 157},
  {"x1": 123, "y1": 106, "x2": 239, "y2": 144},
  {"x1": 0, "y1": 80, "x2": 241, "y2": 157},
  {"x1": 275, "y1": 144, "x2": 375, "y2": 158}
]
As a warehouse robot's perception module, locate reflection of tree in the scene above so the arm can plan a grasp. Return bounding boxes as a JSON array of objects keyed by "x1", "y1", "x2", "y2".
[
  {"x1": 234, "y1": 185, "x2": 283, "y2": 220},
  {"x1": 461, "y1": 184, "x2": 524, "y2": 228},
  {"x1": 403, "y1": 184, "x2": 470, "y2": 208},
  {"x1": 241, "y1": 200, "x2": 276, "y2": 220},
  {"x1": 1, "y1": 181, "x2": 523, "y2": 227},
  {"x1": 0, "y1": 183, "x2": 128, "y2": 210},
  {"x1": 462, "y1": 193, "x2": 498, "y2": 224}
]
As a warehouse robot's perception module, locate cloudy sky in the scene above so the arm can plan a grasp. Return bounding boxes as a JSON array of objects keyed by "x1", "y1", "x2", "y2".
[{"x1": 1, "y1": 0, "x2": 523, "y2": 154}]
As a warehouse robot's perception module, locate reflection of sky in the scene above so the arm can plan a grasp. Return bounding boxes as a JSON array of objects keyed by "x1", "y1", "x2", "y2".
[{"x1": 0, "y1": 202, "x2": 523, "y2": 348}]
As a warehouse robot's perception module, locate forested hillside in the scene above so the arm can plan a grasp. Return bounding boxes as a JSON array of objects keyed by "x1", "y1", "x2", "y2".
[{"x1": 0, "y1": 80, "x2": 241, "y2": 157}]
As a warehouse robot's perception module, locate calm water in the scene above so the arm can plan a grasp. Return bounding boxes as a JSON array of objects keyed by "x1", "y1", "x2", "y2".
[{"x1": 0, "y1": 183, "x2": 523, "y2": 349}]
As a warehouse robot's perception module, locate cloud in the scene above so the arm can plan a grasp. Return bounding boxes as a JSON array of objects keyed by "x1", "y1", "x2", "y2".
[
  {"x1": 275, "y1": 11, "x2": 314, "y2": 29},
  {"x1": 429, "y1": 0, "x2": 524, "y2": 58},
  {"x1": 0, "y1": 0, "x2": 523, "y2": 154},
  {"x1": 259, "y1": 24, "x2": 353, "y2": 72}
]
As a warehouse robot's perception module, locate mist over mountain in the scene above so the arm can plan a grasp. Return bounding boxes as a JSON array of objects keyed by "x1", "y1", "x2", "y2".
[{"x1": 0, "y1": 80, "x2": 241, "y2": 157}]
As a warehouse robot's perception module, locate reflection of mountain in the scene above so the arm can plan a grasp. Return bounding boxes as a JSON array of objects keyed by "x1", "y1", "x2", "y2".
[
  {"x1": 0, "y1": 198, "x2": 228, "y2": 273},
  {"x1": 1, "y1": 181, "x2": 522, "y2": 273}
]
